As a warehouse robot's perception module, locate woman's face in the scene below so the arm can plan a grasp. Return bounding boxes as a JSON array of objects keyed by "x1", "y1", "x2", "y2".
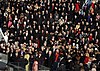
[
  {"x1": 31, "y1": 55, "x2": 33, "y2": 58},
  {"x1": 56, "y1": 49, "x2": 59, "y2": 53}
]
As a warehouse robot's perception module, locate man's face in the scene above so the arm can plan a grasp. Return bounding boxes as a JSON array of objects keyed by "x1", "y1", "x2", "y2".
[
  {"x1": 49, "y1": 51, "x2": 52, "y2": 55},
  {"x1": 20, "y1": 30, "x2": 22, "y2": 34},
  {"x1": 24, "y1": 36, "x2": 26, "y2": 40},
  {"x1": 31, "y1": 36, "x2": 33, "y2": 40},
  {"x1": 41, "y1": 46, "x2": 44, "y2": 51}
]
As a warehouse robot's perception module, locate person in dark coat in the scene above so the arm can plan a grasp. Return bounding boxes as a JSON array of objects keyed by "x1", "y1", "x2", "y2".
[
  {"x1": 52, "y1": 49, "x2": 60, "y2": 71},
  {"x1": 74, "y1": 61, "x2": 81, "y2": 71},
  {"x1": 46, "y1": 50, "x2": 54, "y2": 68},
  {"x1": 57, "y1": 52, "x2": 67, "y2": 71},
  {"x1": 18, "y1": 49, "x2": 25, "y2": 57},
  {"x1": 29, "y1": 55, "x2": 34, "y2": 71},
  {"x1": 16, "y1": 55, "x2": 28, "y2": 69},
  {"x1": 38, "y1": 51, "x2": 45, "y2": 65}
]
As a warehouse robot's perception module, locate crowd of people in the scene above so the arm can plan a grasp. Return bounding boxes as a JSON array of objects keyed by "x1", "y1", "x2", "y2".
[{"x1": 0, "y1": 0, "x2": 100, "y2": 71}]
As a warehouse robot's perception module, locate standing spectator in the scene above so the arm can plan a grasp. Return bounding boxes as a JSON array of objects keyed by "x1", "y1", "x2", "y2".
[
  {"x1": 32, "y1": 60, "x2": 38, "y2": 71},
  {"x1": 24, "y1": 51, "x2": 30, "y2": 71}
]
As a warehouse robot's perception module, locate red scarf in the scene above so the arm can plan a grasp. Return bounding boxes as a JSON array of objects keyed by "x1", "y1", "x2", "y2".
[
  {"x1": 55, "y1": 53, "x2": 59, "y2": 62},
  {"x1": 84, "y1": 56, "x2": 89, "y2": 64}
]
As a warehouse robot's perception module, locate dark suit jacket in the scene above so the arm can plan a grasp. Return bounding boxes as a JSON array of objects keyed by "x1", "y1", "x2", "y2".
[
  {"x1": 16, "y1": 57, "x2": 28, "y2": 68},
  {"x1": 46, "y1": 54, "x2": 54, "y2": 68}
]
